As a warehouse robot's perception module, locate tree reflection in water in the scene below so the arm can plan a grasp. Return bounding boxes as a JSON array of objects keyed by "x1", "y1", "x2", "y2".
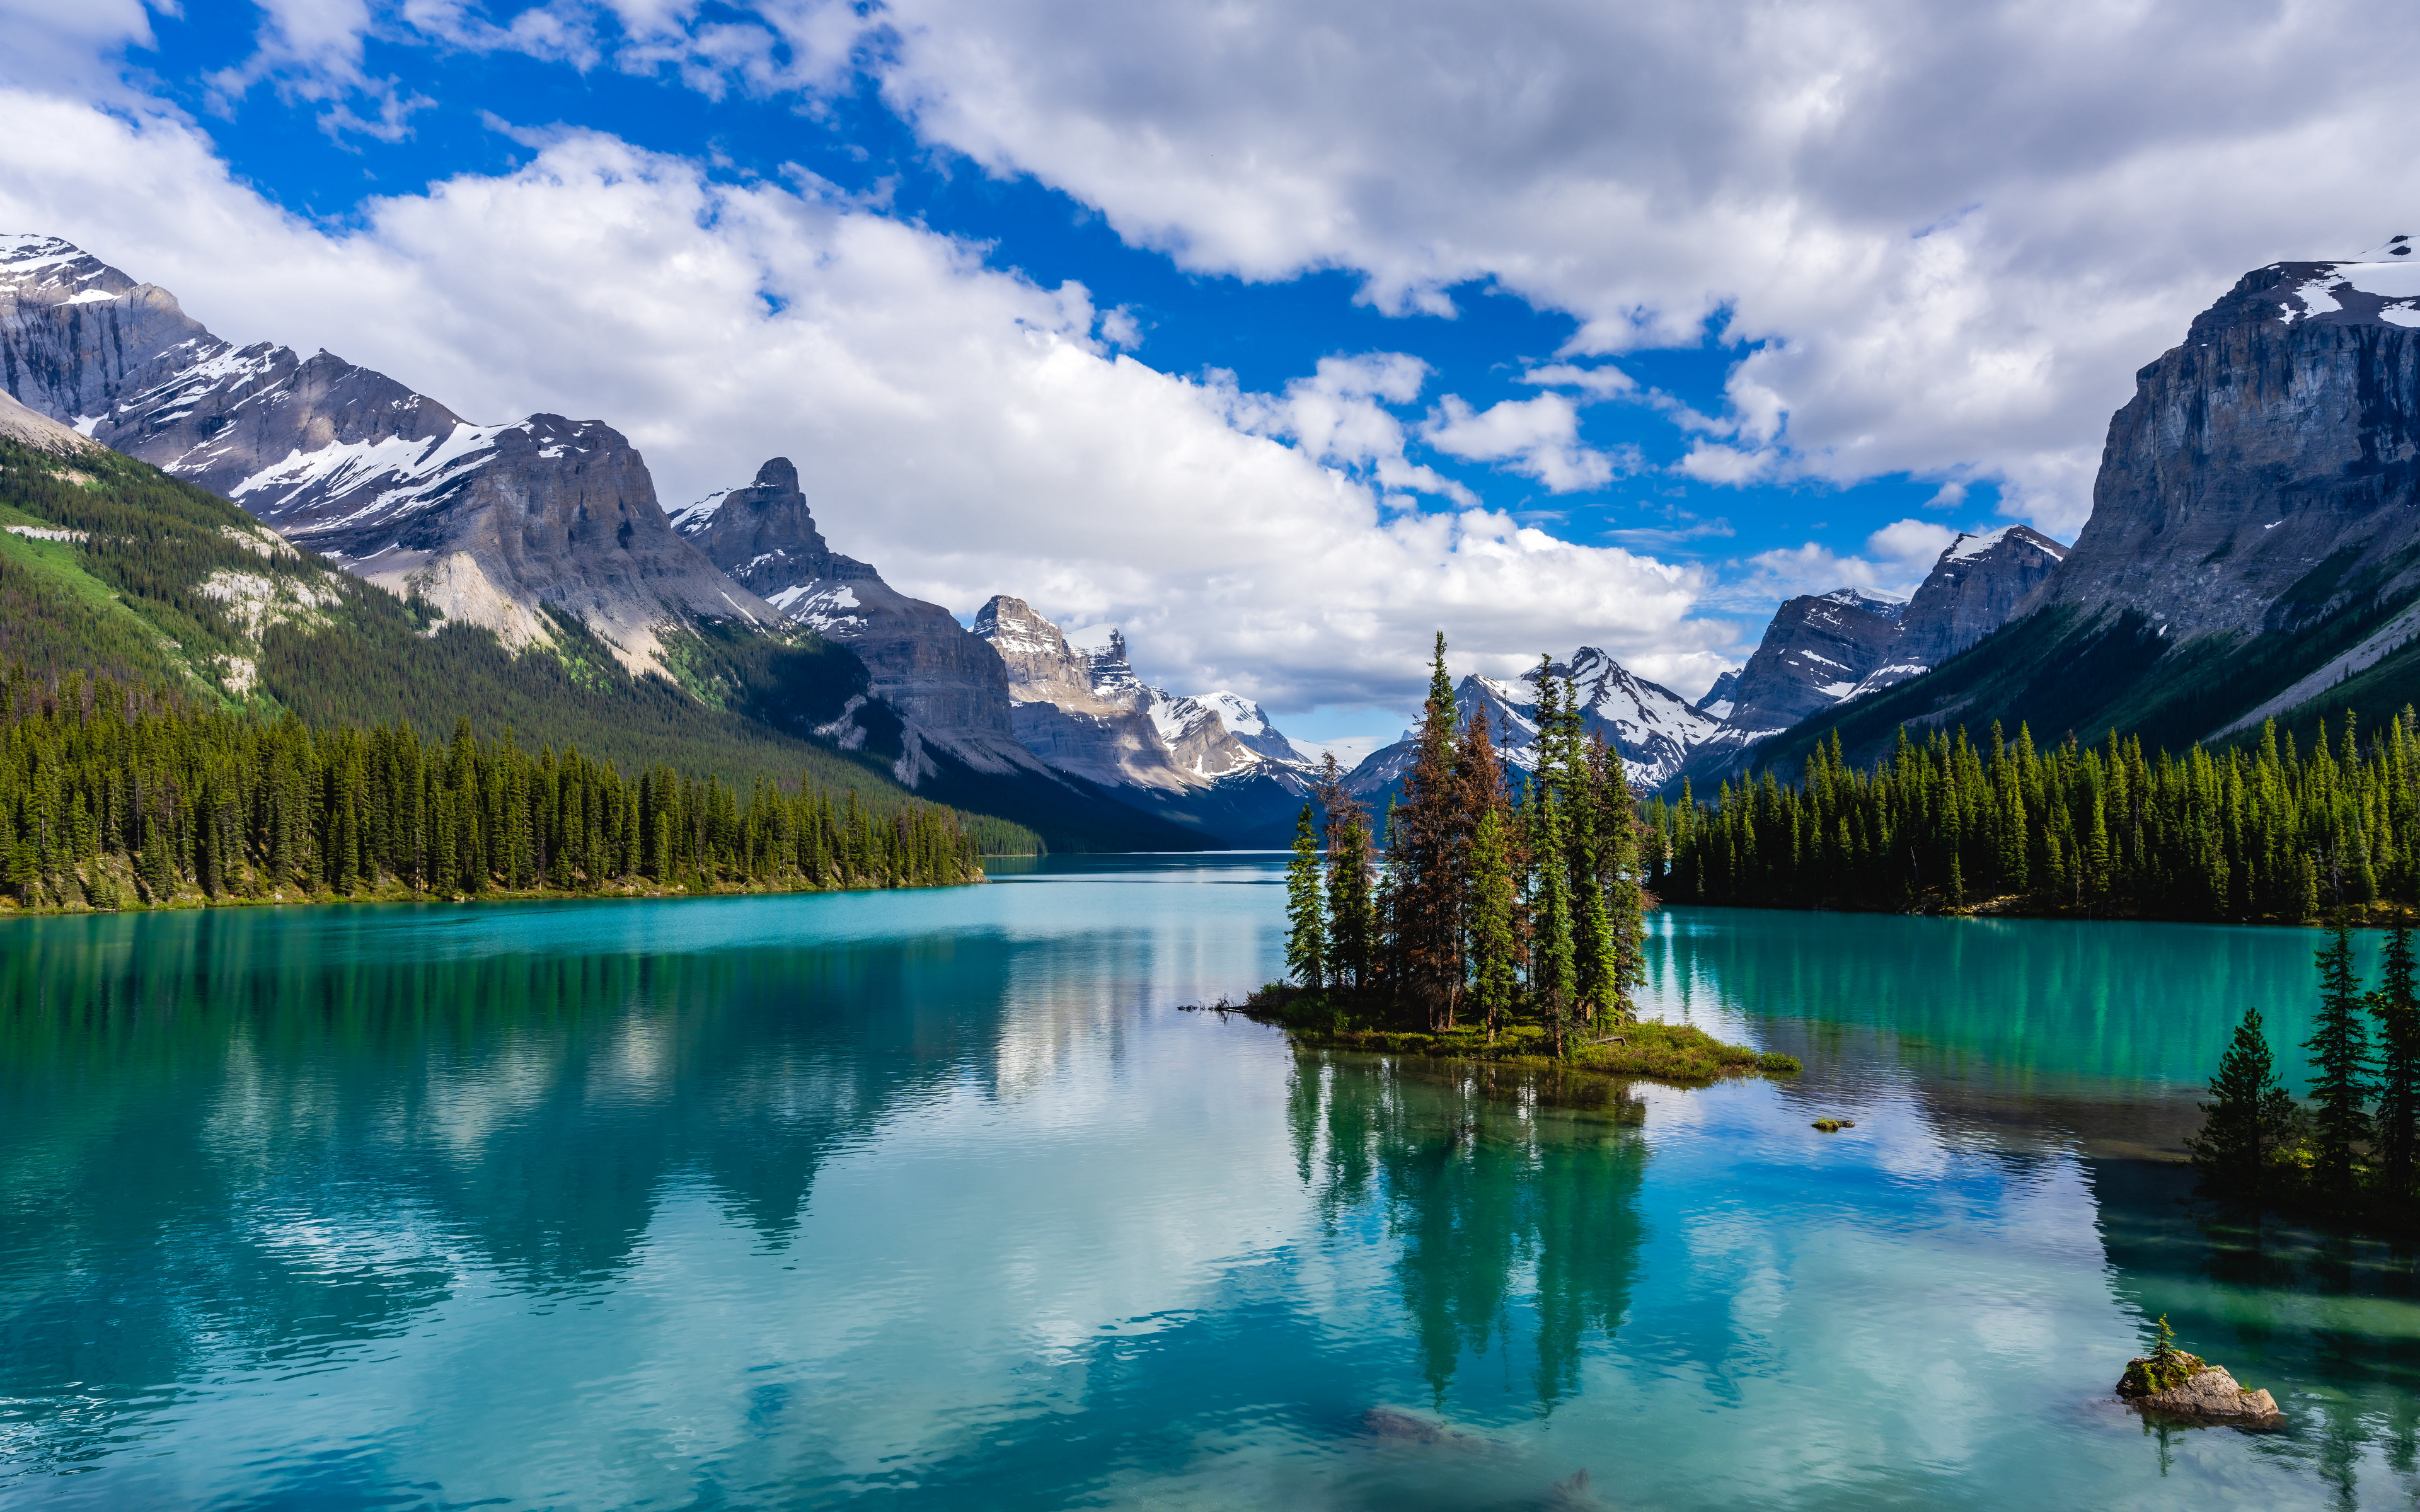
[{"x1": 1288, "y1": 1050, "x2": 1648, "y2": 1411}]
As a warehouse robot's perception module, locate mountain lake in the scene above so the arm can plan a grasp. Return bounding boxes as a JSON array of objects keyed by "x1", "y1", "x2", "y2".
[{"x1": 3, "y1": 854, "x2": 2416, "y2": 1508}]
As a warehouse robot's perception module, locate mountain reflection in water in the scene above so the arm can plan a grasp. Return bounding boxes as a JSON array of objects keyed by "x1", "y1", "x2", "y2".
[{"x1": 4, "y1": 867, "x2": 2420, "y2": 1507}]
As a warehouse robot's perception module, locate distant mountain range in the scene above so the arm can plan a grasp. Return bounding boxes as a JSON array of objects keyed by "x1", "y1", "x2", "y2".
[{"x1": 8, "y1": 231, "x2": 2416, "y2": 840}]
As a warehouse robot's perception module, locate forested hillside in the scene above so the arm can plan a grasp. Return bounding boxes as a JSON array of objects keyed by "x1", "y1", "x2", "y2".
[
  {"x1": 0, "y1": 433, "x2": 1042, "y2": 864},
  {"x1": 1649, "y1": 714, "x2": 2420, "y2": 922},
  {"x1": 0, "y1": 669, "x2": 984, "y2": 910}
]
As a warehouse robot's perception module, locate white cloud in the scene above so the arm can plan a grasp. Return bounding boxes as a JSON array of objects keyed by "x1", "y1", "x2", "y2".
[
  {"x1": 1864, "y1": 517, "x2": 1957, "y2": 573},
  {"x1": 0, "y1": 90, "x2": 1729, "y2": 711},
  {"x1": 1214, "y1": 352, "x2": 1473, "y2": 504},
  {"x1": 1716, "y1": 542, "x2": 1887, "y2": 610},
  {"x1": 843, "y1": 0, "x2": 2420, "y2": 536},
  {"x1": 1422, "y1": 392, "x2": 1625, "y2": 493},
  {"x1": 1520, "y1": 362, "x2": 1636, "y2": 398},
  {"x1": 1675, "y1": 443, "x2": 1775, "y2": 486}
]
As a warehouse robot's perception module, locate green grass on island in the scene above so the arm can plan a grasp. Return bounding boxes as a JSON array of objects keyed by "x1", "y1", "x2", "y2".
[{"x1": 1231, "y1": 983, "x2": 1800, "y2": 1084}]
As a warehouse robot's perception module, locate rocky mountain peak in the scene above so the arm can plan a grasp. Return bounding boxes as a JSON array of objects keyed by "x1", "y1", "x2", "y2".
[
  {"x1": 3, "y1": 236, "x2": 780, "y2": 680},
  {"x1": 2044, "y1": 255, "x2": 2420, "y2": 643},
  {"x1": 973, "y1": 595, "x2": 1088, "y2": 697},
  {"x1": 672, "y1": 454, "x2": 879, "y2": 625},
  {"x1": 1896, "y1": 524, "x2": 2067, "y2": 666}
]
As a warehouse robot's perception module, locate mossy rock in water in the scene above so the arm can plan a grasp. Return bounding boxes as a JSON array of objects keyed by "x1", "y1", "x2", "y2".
[
  {"x1": 1811, "y1": 1118, "x2": 1856, "y2": 1132},
  {"x1": 2117, "y1": 1349, "x2": 2206, "y2": 1397}
]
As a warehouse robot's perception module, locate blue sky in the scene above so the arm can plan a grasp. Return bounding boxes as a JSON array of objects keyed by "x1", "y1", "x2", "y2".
[
  {"x1": 142, "y1": 0, "x2": 1988, "y2": 570},
  {"x1": 5, "y1": 0, "x2": 2408, "y2": 750}
]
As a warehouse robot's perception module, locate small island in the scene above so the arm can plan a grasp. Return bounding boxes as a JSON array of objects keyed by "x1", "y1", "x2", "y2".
[
  {"x1": 2116, "y1": 1317, "x2": 2282, "y2": 1429},
  {"x1": 1250, "y1": 637, "x2": 1799, "y2": 1087}
]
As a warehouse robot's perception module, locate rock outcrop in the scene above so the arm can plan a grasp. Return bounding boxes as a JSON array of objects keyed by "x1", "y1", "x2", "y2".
[
  {"x1": 971, "y1": 595, "x2": 1303, "y2": 793},
  {"x1": 2119, "y1": 1365, "x2": 2283, "y2": 1426},
  {"x1": 674, "y1": 459, "x2": 1045, "y2": 779},
  {"x1": 2116, "y1": 1331, "x2": 2283, "y2": 1429},
  {"x1": 0, "y1": 387, "x2": 99, "y2": 457},
  {"x1": 1895, "y1": 526, "x2": 2068, "y2": 667},
  {"x1": 0, "y1": 234, "x2": 779, "y2": 680}
]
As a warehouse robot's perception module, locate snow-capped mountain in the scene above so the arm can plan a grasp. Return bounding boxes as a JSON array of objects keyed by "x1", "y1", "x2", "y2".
[
  {"x1": 0, "y1": 234, "x2": 774, "y2": 679},
  {"x1": 1671, "y1": 529, "x2": 2071, "y2": 789},
  {"x1": 1345, "y1": 647, "x2": 1720, "y2": 796},
  {"x1": 672, "y1": 457, "x2": 1047, "y2": 781},
  {"x1": 1717, "y1": 253, "x2": 2420, "y2": 778},
  {"x1": 971, "y1": 595, "x2": 1315, "y2": 798}
]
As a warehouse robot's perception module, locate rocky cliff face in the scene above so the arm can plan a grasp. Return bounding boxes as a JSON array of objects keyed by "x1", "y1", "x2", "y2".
[
  {"x1": 969, "y1": 595, "x2": 1302, "y2": 793},
  {"x1": 1896, "y1": 526, "x2": 2068, "y2": 666},
  {"x1": 675, "y1": 459, "x2": 1043, "y2": 779},
  {"x1": 2049, "y1": 259, "x2": 2420, "y2": 640},
  {"x1": 0, "y1": 235, "x2": 780, "y2": 680}
]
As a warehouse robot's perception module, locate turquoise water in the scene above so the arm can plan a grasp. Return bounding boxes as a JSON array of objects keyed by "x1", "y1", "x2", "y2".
[{"x1": 3, "y1": 857, "x2": 2417, "y2": 1508}]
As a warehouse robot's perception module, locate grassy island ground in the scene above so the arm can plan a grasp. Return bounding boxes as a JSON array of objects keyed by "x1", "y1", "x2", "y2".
[{"x1": 1233, "y1": 982, "x2": 1799, "y2": 1084}]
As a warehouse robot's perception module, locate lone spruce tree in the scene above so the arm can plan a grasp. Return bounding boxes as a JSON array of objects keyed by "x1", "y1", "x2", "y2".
[
  {"x1": 2186, "y1": 1007, "x2": 2303, "y2": 1200},
  {"x1": 1285, "y1": 803, "x2": 1327, "y2": 991},
  {"x1": 2306, "y1": 915, "x2": 2374, "y2": 1199},
  {"x1": 1529, "y1": 663, "x2": 1577, "y2": 1055},
  {"x1": 1316, "y1": 753, "x2": 1377, "y2": 991},
  {"x1": 2371, "y1": 916, "x2": 2419, "y2": 1208},
  {"x1": 1459, "y1": 706, "x2": 1517, "y2": 1042}
]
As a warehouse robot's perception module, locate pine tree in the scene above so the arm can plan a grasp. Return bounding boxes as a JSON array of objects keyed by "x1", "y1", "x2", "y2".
[
  {"x1": 1388, "y1": 633, "x2": 1465, "y2": 1025},
  {"x1": 2371, "y1": 915, "x2": 2419, "y2": 1209},
  {"x1": 1468, "y1": 803, "x2": 1517, "y2": 1042},
  {"x1": 1285, "y1": 803, "x2": 1327, "y2": 991},
  {"x1": 2306, "y1": 915, "x2": 2375, "y2": 1198},
  {"x1": 1315, "y1": 753, "x2": 1376, "y2": 990},
  {"x1": 2186, "y1": 1007, "x2": 2304, "y2": 1200}
]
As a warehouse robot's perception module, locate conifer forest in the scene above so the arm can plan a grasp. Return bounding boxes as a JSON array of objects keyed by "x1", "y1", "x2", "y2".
[
  {"x1": 0, "y1": 670, "x2": 987, "y2": 912},
  {"x1": 1645, "y1": 714, "x2": 2420, "y2": 922}
]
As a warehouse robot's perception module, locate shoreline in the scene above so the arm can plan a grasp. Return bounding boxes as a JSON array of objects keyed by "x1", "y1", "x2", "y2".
[{"x1": 0, "y1": 867, "x2": 986, "y2": 920}]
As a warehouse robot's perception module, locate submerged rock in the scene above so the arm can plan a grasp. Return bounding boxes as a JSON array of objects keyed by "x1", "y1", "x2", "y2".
[
  {"x1": 1360, "y1": 1406, "x2": 1491, "y2": 1450},
  {"x1": 1811, "y1": 1118, "x2": 1856, "y2": 1132}
]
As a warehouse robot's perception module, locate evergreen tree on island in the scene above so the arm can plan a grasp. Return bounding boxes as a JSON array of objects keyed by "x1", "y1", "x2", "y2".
[
  {"x1": 1252, "y1": 634, "x2": 1763, "y2": 1080},
  {"x1": 2371, "y1": 916, "x2": 2419, "y2": 1210},
  {"x1": 2305, "y1": 915, "x2": 2375, "y2": 1200},
  {"x1": 2185, "y1": 1007, "x2": 2303, "y2": 1200},
  {"x1": 1286, "y1": 803, "x2": 1327, "y2": 992}
]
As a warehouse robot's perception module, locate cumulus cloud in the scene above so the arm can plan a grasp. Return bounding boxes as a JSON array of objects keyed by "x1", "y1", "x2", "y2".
[
  {"x1": 1710, "y1": 516, "x2": 1959, "y2": 614},
  {"x1": 1865, "y1": 517, "x2": 1958, "y2": 575},
  {"x1": 841, "y1": 0, "x2": 2420, "y2": 534},
  {"x1": 1423, "y1": 392, "x2": 1628, "y2": 493},
  {"x1": 1214, "y1": 352, "x2": 1473, "y2": 504},
  {"x1": 0, "y1": 89, "x2": 1726, "y2": 709}
]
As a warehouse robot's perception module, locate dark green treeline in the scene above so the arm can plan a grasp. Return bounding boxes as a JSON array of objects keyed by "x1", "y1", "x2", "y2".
[
  {"x1": 0, "y1": 671, "x2": 984, "y2": 912},
  {"x1": 1647, "y1": 713, "x2": 2420, "y2": 921}
]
